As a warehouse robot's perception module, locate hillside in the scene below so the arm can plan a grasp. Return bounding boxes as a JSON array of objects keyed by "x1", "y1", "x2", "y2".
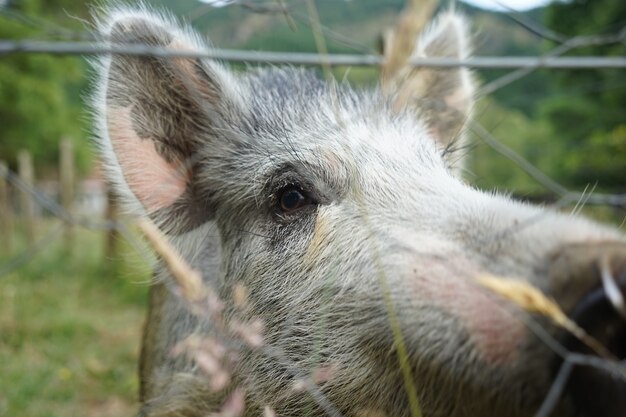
[
  {"x1": 146, "y1": 0, "x2": 545, "y2": 54},
  {"x1": 145, "y1": 0, "x2": 550, "y2": 113}
]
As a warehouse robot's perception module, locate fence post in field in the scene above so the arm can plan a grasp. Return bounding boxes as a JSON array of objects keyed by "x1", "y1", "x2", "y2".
[
  {"x1": 60, "y1": 138, "x2": 75, "y2": 250},
  {"x1": 105, "y1": 187, "x2": 119, "y2": 260},
  {"x1": 18, "y1": 150, "x2": 35, "y2": 245},
  {"x1": 0, "y1": 161, "x2": 12, "y2": 255}
]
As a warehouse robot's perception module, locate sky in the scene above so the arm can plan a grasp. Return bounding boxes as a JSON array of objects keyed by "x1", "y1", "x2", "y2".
[
  {"x1": 461, "y1": 0, "x2": 552, "y2": 11},
  {"x1": 199, "y1": 0, "x2": 555, "y2": 11}
]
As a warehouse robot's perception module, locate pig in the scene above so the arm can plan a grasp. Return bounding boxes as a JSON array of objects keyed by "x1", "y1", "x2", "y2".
[{"x1": 90, "y1": 5, "x2": 626, "y2": 417}]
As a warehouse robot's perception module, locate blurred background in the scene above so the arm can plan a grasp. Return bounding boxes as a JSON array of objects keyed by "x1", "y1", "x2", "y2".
[{"x1": 0, "y1": 0, "x2": 625, "y2": 416}]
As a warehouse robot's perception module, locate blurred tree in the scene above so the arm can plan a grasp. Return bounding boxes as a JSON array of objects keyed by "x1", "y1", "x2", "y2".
[
  {"x1": 0, "y1": 0, "x2": 90, "y2": 173},
  {"x1": 541, "y1": 0, "x2": 626, "y2": 191},
  {"x1": 468, "y1": 97, "x2": 555, "y2": 195}
]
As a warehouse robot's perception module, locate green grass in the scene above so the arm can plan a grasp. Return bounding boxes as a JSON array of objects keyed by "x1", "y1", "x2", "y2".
[{"x1": 0, "y1": 221, "x2": 151, "y2": 417}]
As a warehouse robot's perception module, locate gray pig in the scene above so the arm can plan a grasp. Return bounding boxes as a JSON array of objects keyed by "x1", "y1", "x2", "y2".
[{"x1": 91, "y1": 5, "x2": 626, "y2": 417}]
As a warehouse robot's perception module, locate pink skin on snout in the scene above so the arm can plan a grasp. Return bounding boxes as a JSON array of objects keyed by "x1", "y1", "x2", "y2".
[{"x1": 410, "y1": 255, "x2": 527, "y2": 365}]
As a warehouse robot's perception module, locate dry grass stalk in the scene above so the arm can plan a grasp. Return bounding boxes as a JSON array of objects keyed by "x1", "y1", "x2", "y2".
[
  {"x1": 229, "y1": 318, "x2": 265, "y2": 348},
  {"x1": 137, "y1": 217, "x2": 270, "y2": 402},
  {"x1": 263, "y1": 405, "x2": 277, "y2": 417},
  {"x1": 209, "y1": 388, "x2": 245, "y2": 417},
  {"x1": 380, "y1": 0, "x2": 437, "y2": 89},
  {"x1": 476, "y1": 274, "x2": 615, "y2": 359},
  {"x1": 137, "y1": 218, "x2": 205, "y2": 301},
  {"x1": 311, "y1": 363, "x2": 338, "y2": 385},
  {"x1": 137, "y1": 218, "x2": 341, "y2": 414},
  {"x1": 172, "y1": 336, "x2": 232, "y2": 392},
  {"x1": 232, "y1": 282, "x2": 249, "y2": 310},
  {"x1": 291, "y1": 363, "x2": 339, "y2": 394}
]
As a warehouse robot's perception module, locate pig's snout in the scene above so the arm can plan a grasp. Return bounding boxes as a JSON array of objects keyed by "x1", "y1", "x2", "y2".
[{"x1": 548, "y1": 243, "x2": 626, "y2": 417}]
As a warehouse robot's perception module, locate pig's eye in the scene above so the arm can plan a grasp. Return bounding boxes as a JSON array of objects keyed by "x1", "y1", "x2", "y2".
[{"x1": 278, "y1": 187, "x2": 311, "y2": 213}]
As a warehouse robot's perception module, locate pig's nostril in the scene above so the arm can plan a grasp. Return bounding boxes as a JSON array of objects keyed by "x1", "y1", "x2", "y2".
[
  {"x1": 600, "y1": 255, "x2": 626, "y2": 320},
  {"x1": 559, "y1": 264, "x2": 626, "y2": 417},
  {"x1": 567, "y1": 276, "x2": 626, "y2": 359},
  {"x1": 567, "y1": 264, "x2": 626, "y2": 359}
]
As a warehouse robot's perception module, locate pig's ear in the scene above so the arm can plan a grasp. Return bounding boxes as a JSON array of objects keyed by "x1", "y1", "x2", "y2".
[
  {"x1": 394, "y1": 12, "x2": 475, "y2": 151},
  {"x1": 92, "y1": 8, "x2": 245, "y2": 233}
]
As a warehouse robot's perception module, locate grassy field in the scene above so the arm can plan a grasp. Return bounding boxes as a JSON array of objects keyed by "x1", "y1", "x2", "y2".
[{"x1": 0, "y1": 221, "x2": 151, "y2": 417}]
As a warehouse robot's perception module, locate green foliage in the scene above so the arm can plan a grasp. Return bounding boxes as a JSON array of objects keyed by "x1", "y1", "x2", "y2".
[
  {"x1": 562, "y1": 124, "x2": 626, "y2": 186},
  {"x1": 471, "y1": 0, "x2": 626, "y2": 196},
  {"x1": 540, "y1": 0, "x2": 626, "y2": 191},
  {"x1": 469, "y1": 97, "x2": 554, "y2": 194},
  {"x1": 0, "y1": 0, "x2": 90, "y2": 173},
  {"x1": 468, "y1": 10, "x2": 555, "y2": 116}
]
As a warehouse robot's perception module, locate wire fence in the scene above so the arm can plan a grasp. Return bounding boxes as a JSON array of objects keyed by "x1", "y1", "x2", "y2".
[
  {"x1": 3, "y1": 40, "x2": 626, "y2": 68},
  {"x1": 1, "y1": 1, "x2": 626, "y2": 417}
]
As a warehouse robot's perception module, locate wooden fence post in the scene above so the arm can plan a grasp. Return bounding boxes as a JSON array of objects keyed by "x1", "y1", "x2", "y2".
[
  {"x1": 60, "y1": 138, "x2": 74, "y2": 250},
  {"x1": 18, "y1": 150, "x2": 35, "y2": 245},
  {"x1": 0, "y1": 161, "x2": 12, "y2": 255}
]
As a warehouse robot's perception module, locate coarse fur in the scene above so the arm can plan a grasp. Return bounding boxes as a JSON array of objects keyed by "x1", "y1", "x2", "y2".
[{"x1": 90, "y1": 4, "x2": 625, "y2": 417}]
